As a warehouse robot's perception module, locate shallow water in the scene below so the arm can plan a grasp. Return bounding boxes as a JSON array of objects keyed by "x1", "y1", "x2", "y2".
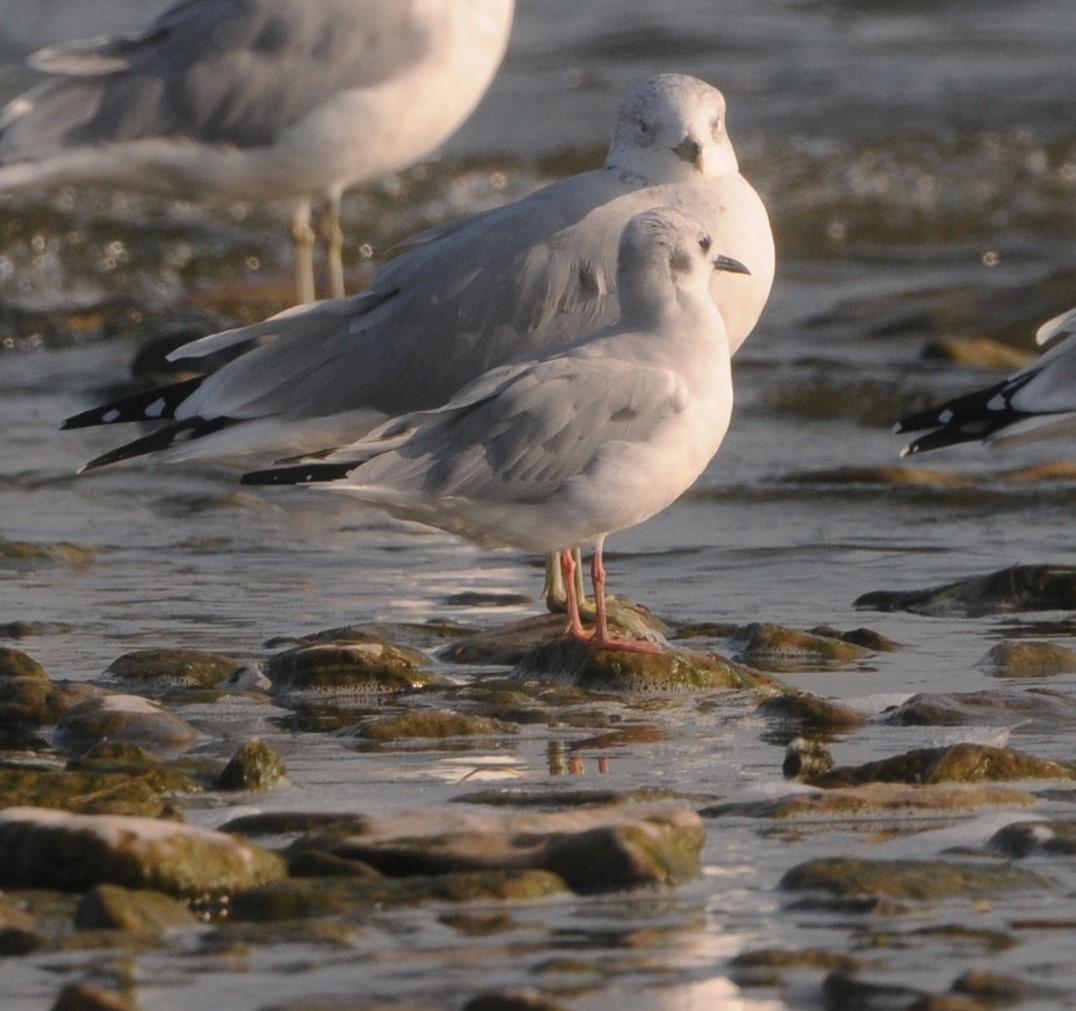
[{"x1": 3, "y1": 2, "x2": 1076, "y2": 1010}]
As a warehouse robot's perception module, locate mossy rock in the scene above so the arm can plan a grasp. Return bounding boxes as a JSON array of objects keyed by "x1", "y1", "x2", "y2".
[
  {"x1": 217, "y1": 737, "x2": 288, "y2": 792},
  {"x1": 105, "y1": 648, "x2": 243, "y2": 688},
  {"x1": 0, "y1": 647, "x2": 49, "y2": 680},
  {"x1": 729, "y1": 947, "x2": 861, "y2": 988},
  {"x1": 808, "y1": 743, "x2": 1076, "y2": 789},
  {"x1": 885, "y1": 688, "x2": 1076, "y2": 727},
  {"x1": 232, "y1": 868, "x2": 568, "y2": 921},
  {"x1": 55, "y1": 695, "x2": 200, "y2": 755},
  {"x1": 0, "y1": 538, "x2": 96, "y2": 569},
  {"x1": 358, "y1": 709, "x2": 518, "y2": 745},
  {"x1": 267, "y1": 641, "x2": 447, "y2": 693},
  {"x1": 987, "y1": 820, "x2": 1076, "y2": 858},
  {"x1": 757, "y1": 689, "x2": 867, "y2": 732},
  {"x1": 979, "y1": 640, "x2": 1076, "y2": 677},
  {"x1": 74, "y1": 883, "x2": 200, "y2": 933},
  {"x1": 0, "y1": 808, "x2": 287, "y2": 898},
  {"x1": 0, "y1": 765, "x2": 173, "y2": 817},
  {"x1": 730, "y1": 623, "x2": 872, "y2": 670},
  {"x1": 780, "y1": 856, "x2": 1052, "y2": 900},
  {"x1": 514, "y1": 637, "x2": 768, "y2": 692}
]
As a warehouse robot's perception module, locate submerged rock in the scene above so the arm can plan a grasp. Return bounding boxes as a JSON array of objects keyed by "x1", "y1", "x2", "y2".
[
  {"x1": 357, "y1": 709, "x2": 518, "y2": 746},
  {"x1": 757, "y1": 689, "x2": 868, "y2": 732},
  {"x1": 267, "y1": 640, "x2": 448, "y2": 693},
  {"x1": 0, "y1": 808, "x2": 286, "y2": 897},
  {"x1": 987, "y1": 820, "x2": 1076, "y2": 858},
  {"x1": 0, "y1": 538, "x2": 96, "y2": 570},
  {"x1": 54, "y1": 694, "x2": 200, "y2": 755},
  {"x1": 513, "y1": 637, "x2": 767, "y2": 692},
  {"x1": 104, "y1": 648, "x2": 243, "y2": 689},
  {"x1": 979, "y1": 640, "x2": 1076, "y2": 677},
  {"x1": 856, "y1": 564, "x2": 1076, "y2": 617},
  {"x1": 74, "y1": 883, "x2": 200, "y2": 933},
  {"x1": 780, "y1": 856, "x2": 1052, "y2": 900},
  {"x1": 0, "y1": 764, "x2": 181, "y2": 817},
  {"x1": 885, "y1": 689, "x2": 1076, "y2": 727},
  {"x1": 729, "y1": 622, "x2": 873, "y2": 670},
  {"x1": 216, "y1": 737, "x2": 288, "y2": 792},
  {"x1": 462, "y1": 989, "x2": 571, "y2": 1011},
  {"x1": 286, "y1": 805, "x2": 704, "y2": 895},
  {"x1": 51, "y1": 982, "x2": 137, "y2": 1011}
]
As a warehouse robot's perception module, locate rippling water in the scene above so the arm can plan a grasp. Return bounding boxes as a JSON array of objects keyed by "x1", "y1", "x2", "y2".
[{"x1": 3, "y1": 2, "x2": 1076, "y2": 1009}]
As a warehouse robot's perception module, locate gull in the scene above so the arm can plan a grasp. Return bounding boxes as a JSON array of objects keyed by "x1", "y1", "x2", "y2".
[
  {"x1": 897, "y1": 306, "x2": 1076, "y2": 455},
  {"x1": 63, "y1": 73, "x2": 774, "y2": 466},
  {"x1": 0, "y1": 0, "x2": 515, "y2": 303},
  {"x1": 242, "y1": 207, "x2": 750, "y2": 652}
]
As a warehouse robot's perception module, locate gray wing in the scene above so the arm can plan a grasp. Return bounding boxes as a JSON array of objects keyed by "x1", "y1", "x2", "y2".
[
  {"x1": 0, "y1": 0, "x2": 434, "y2": 158},
  {"x1": 350, "y1": 350, "x2": 689, "y2": 505}
]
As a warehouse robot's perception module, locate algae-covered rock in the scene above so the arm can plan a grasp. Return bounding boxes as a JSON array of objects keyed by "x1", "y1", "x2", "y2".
[
  {"x1": 358, "y1": 709, "x2": 518, "y2": 746},
  {"x1": 463, "y1": 989, "x2": 571, "y2": 1011},
  {"x1": 287, "y1": 806, "x2": 704, "y2": 895},
  {"x1": 267, "y1": 640, "x2": 446, "y2": 693},
  {"x1": 856, "y1": 564, "x2": 1076, "y2": 617},
  {"x1": 0, "y1": 764, "x2": 171, "y2": 817},
  {"x1": 987, "y1": 820, "x2": 1076, "y2": 858},
  {"x1": 807, "y1": 743, "x2": 1076, "y2": 789},
  {"x1": 757, "y1": 689, "x2": 868, "y2": 732},
  {"x1": 820, "y1": 972, "x2": 939, "y2": 1011},
  {"x1": 729, "y1": 947, "x2": 861, "y2": 988},
  {"x1": 54, "y1": 694, "x2": 200, "y2": 755},
  {"x1": 0, "y1": 808, "x2": 287, "y2": 897},
  {"x1": 51, "y1": 982, "x2": 137, "y2": 1011},
  {"x1": 514, "y1": 637, "x2": 767, "y2": 692},
  {"x1": 885, "y1": 688, "x2": 1076, "y2": 727},
  {"x1": 952, "y1": 967, "x2": 1065, "y2": 1005},
  {"x1": 232, "y1": 868, "x2": 568, "y2": 921},
  {"x1": 74, "y1": 883, "x2": 200, "y2": 932},
  {"x1": 780, "y1": 856, "x2": 1052, "y2": 900},
  {"x1": 782, "y1": 737, "x2": 835, "y2": 779},
  {"x1": 0, "y1": 646, "x2": 49, "y2": 679},
  {"x1": 217, "y1": 737, "x2": 288, "y2": 792},
  {"x1": 0, "y1": 538, "x2": 96, "y2": 570},
  {"x1": 979, "y1": 640, "x2": 1076, "y2": 677},
  {"x1": 104, "y1": 648, "x2": 243, "y2": 689},
  {"x1": 730, "y1": 623, "x2": 872, "y2": 670}
]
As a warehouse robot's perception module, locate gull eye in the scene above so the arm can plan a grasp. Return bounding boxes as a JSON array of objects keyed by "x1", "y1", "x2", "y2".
[
  {"x1": 699, "y1": 234, "x2": 712, "y2": 254},
  {"x1": 636, "y1": 117, "x2": 653, "y2": 142}
]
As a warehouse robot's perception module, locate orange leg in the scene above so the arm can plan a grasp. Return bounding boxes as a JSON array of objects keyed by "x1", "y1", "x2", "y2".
[{"x1": 560, "y1": 549, "x2": 588, "y2": 640}]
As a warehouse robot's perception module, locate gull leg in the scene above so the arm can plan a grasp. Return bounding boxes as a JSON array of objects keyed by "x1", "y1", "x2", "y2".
[
  {"x1": 560, "y1": 549, "x2": 588, "y2": 641},
  {"x1": 290, "y1": 200, "x2": 317, "y2": 304},
  {"x1": 587, "y1": 538, "x2": 662, "y2": 654},
  {"x1": 320, "y1": 190, "x2": 346, "y2": 299},
  {"x1": 544, "y1": 547, "x2": 588, "y2": 614}
]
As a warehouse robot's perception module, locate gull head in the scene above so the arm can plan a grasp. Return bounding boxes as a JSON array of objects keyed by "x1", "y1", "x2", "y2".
[
  {"x1": 617, "y1": 206, "x2": 749, "y2": 325},
  {"x1": 606, "y1": 74, "x2": 739, "y2": 183}
]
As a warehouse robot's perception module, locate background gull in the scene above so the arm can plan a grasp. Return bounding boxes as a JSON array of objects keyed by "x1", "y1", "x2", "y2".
[
  {"x1": 64, "y1": 74, "x2": 774, "y2": 468},
  {"x1": 242, "y1": 207, "x2": 749, "y2": 652},
  {"x1": 0, "y1": 0, "x2": 515, "y2": 303},
  {"x1": 896, "y1": 306, "x2": 1076, "y2": 455}
]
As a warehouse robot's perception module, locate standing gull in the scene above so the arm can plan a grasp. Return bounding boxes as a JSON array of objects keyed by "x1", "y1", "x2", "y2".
[
  {"x1": 64, "y1": 74, "x2": 774, "y2": 465},
  {"x1": 896, "y1": 306, "x2": 1076, "y2": 454},
  {"x1": 243, "y1": 207, "x2": 749, "y2": 652},
  {"x1": 0, "y1": 0, "x2": 515, "y2": 302}
]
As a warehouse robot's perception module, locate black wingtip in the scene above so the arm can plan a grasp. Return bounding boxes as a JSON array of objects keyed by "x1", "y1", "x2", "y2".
[
  {"x1": 62, "y1": 376, "x2": 204, "y2": 431},
  {"x1": 241, "y1": 462, "x2": 356, "y2": 486},
  {"x1": 78, "y1": 416, "x2": 236, "y2": 471}
]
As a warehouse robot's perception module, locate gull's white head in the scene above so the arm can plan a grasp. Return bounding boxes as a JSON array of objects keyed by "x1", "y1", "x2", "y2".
[
  {"x1": 617, "y1": 206, "x2": 750, "y2": 326},
  {"x1": 606, "y1": 74, "x2": 739, "y2": 183}
]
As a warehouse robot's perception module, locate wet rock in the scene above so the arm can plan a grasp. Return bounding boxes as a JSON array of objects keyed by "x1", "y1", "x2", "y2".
[
  {"x1": 706, "y1": 782, "x2": 1036, "y2": 820},
  {"x1": 780, "y1": 856, "x2": 1052, "y2": 900},
  {"x1": 921, "y1": 334, "x2": 1037, "y2": 368},
  {"x1": 0, "y1": 763, "x2": 178, "y2": 817},
  {"x1": 0, "y1": 807, "x2": 287, "y2": 897},
  {"x1": 729, "y1": 947, "x2": 861, "y2": 988},
  {"x1": 809, "y1": 625, "x2": 901, "y2": 652},
  {"x1": 0, "y1": 621, "x2": 71, "y2": 639},
  {"x1": 454, "y1": 786, "x2": 707, "y2": 809},
  {"x1": 514, "y1": 637, "x2": 767, "y2": 692},
  {"x1": 267, "y1": 640, "x2": 448, "y2": 693},
  {"x1": 757, "y1": 689, "x2": 868, "y2": 732},
  {"x1": 358, "y1": 709, "x2": 518, "y2": 746},
  {"x1": 233, "y1": 869, "x2": 567, "y2": 921},
  {"x1": 287, "y1": 806, "x2": 704, "y2": 895},
  {"x1": 104, "y1": 648, "x2": 243, "y2": 689},
  {"x1": 856, "y1": 564, "x2": 1076, "y2": 617},
  {"x1": 730, "y1": 623, "x2": 873, "y2": 670},
  {"x1": 74, "y1": 883, "x2": 200, "y2": 932},
  {"x1": 217, "y1": 736, "x2": 288, "y2": 792},
  {"x1": 51, "y1": 982, "x2": 137, "y2": 1011},
  {"x1": 0, "y1": 672, "x2": 104, "y2": 735},
  {"x1": 951, "y1": 967, "x2": 1064, "y2": 1005},
  {"x1": 782, "y1": 465, "x2": 974, "y2": 487},
  {"x1": 462, "y1": 989, "x2": 570, "y2": 1011},
  {"x1": 987, "y1": 820, "x2": 1076, "y2": 857},
  {"x1": 0, "y1": 645, "x2": 49, "y2": 679},
  {"x1": 885, "y1": 688, "x2": 1076, "y2": 727},
  {"x1": 820, "y1": 972, "x2": 940, "y2": 1011},
  {"x1": 803, "y1": 743, "x2": 1076, "y2": 788},
  {"x1": 0, "y1": 538, "x2": 96, "y2": 570},
  {"x1": 54, "y1": 694, "x2": 200, "y2": 755},
  {"x1": 979, "y1": 640, "x2": 1076, "y2": 677},
  {"x1": 783, "y1": 737, "x2": 835, "y2": 779}
]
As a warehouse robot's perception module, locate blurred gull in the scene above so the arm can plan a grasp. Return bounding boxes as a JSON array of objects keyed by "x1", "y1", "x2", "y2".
[
  {"x1": 897, "y1": 306, "x2": 1076, "y2": 454},
  {"x1": 64, "y1": 74, "x2": 774, "y2": 466},
  {"x1": 242, "y1": 207, "x2": 750, "y2": 652},
  {"x1": 0, "y1": 0, "x2": 515, "y2": 302}
]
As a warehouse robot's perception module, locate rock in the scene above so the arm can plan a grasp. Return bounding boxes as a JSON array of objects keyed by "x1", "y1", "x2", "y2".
[
  {"x1": 54, "y1": 694, "x2": 200, "y2": 755},
  {"x1": 921, "y1": 334, "x2": 1037, "y2": 368},
  {"x1": 729, "y1": 947, "x2": 861, "y2": 988},
  {"x1": 987, "y1": 820, "x2": 1076, "y2": 857},
  {"x1": 51, "y1": 982, "x2": 137, "y2": 1011},
  {"x1": 820, "y1": 972, "x2": 937, "y2": 1011},
  {"x1": 358, "y1": 709, "x2": 518, "y2": 746},
  {"x1": 74, "y1": 883, "x2": 200, "y2": 932},
  {"x1": 979, "y1": 640, "x2": 1076, "y2": 677},
  {"x1": 0, "y1": 764, "x2": 175, "y2": 817},
  {"x1": 217, "y1": 737, "x2": 288, "y2": 792},
  {"x1": 0, "y1": 673, "x2": 105, "y2": 740},
  {"x1": 783, "y1": 737, "x2": 835, "y2": 779},
  {"x1": 855, "y1": 564, "x2": 1076, "y2": 617},
  {"x1": 0, "y1": 646, "x2": 49, "y2": 679},
  {"x1": 730, "y1": 623, "x2": 872, "y2": 670},
  {"x1": 757, "y1": 689, "x2": 868, "y2": 732},
  {"x1": 803, "y1": 743, "x2": 1076, "y2": 788},
  {"x1": 0, "y1": 808, "x2": 287, "y2": 897},
  {"x1": 287, "y1": 806, "x2": 704, "y2": 895},
  {"x1": 104, "y1": 648, "x2": 243, "y2": 689},
  {"x1": 951, "y1": 967, "x2": 1064, "y2": 1004},
  {"x1": 780, "y1": 856, "x2": 1052, "y2": 900},
  {"x1": 267, "y1": 640, "x2": 447, "y2": 693},
  {"x1": 0, "y1": 538, "x2": 96, "y2": 570},
  {"x1": 0, "y1": 621, "x2": 71, "y2": 639},
  {"x1": 462, "y1": 989, "x2": 570, "y2": 1011},
  {"x1": 781, "y1": 465, "x2": 974, "y2": 487},
  {"x1": 513, "y1": 637, "x2": 767, "y2": 692},
  {"x1": 885, "y1": 688, "x2": 1076, "y2": 727}
]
